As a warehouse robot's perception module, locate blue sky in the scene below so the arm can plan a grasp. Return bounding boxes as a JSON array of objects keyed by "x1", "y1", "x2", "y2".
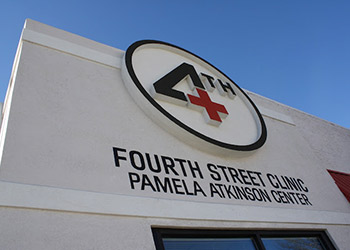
[{"x1": 1, "y1": 0, "x2": 349, "y2": 128}]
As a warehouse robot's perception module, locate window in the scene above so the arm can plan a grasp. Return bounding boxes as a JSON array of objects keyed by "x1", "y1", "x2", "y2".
[{"x1": 152, "y1": 229, "x2": 336, "y2": 250}]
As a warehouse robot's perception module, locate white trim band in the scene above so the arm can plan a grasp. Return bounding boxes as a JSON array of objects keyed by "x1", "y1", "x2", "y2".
[
  {"x1": 260, "y1": 107, "x2": 295, "y2": 125},
  {"x1": 0, "y1": 181, "x2": 348, "y2": 225},
  {"x1": 21, "y1": 29, "x2": 123, "y2": 69}
]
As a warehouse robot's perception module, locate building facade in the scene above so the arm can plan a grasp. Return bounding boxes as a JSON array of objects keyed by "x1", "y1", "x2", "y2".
[{"x1": 0, "y1": 19, "x2": 349, "y2": 249}]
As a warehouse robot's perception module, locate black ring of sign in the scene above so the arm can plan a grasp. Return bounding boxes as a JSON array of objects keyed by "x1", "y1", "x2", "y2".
[{"x1": 124, "y1": 40, "x2": 267, "y2": 151}]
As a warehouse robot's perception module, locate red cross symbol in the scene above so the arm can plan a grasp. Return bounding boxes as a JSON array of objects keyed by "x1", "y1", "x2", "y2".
[{"x1": 187, "y1": 88, "x2": 229, "y2": 126}]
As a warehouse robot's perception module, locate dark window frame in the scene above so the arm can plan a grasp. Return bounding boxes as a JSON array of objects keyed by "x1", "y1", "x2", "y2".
[{"x1": 152, "y1": 228, "x2": 336, "y2": 250}]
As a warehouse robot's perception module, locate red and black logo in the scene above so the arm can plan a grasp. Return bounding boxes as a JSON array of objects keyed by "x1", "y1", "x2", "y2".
[
  {"x1": 122, "y1": 40, "x2": 266, "y2": 152},
  {"x1": 150, "y1": 62, "x2": 234, "y2": 126}
]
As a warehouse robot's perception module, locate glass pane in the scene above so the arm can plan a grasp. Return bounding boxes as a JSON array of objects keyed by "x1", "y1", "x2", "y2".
[
  {"x1": 163, "y1": 238, "x2": 257, "y2": 250},
  {"x1": 262, "y1": 237, "x2": 325, "y2": 250}
]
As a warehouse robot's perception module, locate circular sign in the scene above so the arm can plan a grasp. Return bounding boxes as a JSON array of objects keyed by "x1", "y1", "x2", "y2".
[{"x1": 121, "y1": 40, "x2": 266, "y2": 152}]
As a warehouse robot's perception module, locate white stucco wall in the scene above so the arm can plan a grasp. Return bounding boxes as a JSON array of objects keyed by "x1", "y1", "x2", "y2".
[{"x1": 0, "y1": 19, "x2": 349, "y2": 249}]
